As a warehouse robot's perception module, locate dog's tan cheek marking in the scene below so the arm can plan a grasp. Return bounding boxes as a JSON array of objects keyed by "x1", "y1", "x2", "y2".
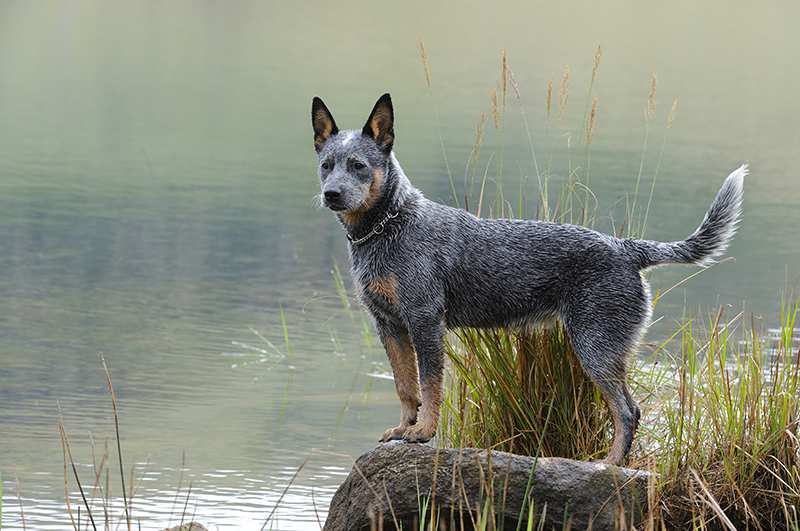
[
  {"x1": 385, "y1": 335, "x2": 421, "y2": 425},
  {"x1": 341, "y1": 210, "x2": 363, "y2": 226},
  {"x1": 363, "y1": 168, "x2": 384, "y2": 210},
  {"x1": 368, "y1": 273, "x2": 398, "y2": 305},
  {"x1": 340, "y1": 182, "x2": 370, "y2": 225},
  {"x1": 340, "y1": 168, "x2": 384, "y2": 227}
]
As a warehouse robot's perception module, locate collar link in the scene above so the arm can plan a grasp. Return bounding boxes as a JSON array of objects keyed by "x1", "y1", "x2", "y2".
[{"x1": 346, "y1": 210, "x2": 400, "y2": 246}]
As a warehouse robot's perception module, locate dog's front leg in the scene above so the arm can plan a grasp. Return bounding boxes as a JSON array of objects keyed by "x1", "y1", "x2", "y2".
[
  {"x1": 402, "y1": 315, "x2": 445, "y2": 443},
  {"x1": 376, "y1": 321, "x2": 421, "y2": 442}
]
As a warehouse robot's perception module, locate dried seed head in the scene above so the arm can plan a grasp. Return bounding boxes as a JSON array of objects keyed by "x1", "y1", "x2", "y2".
[
  {"x1": 468, "y1": 113, "x2": 487, "y2": 170},
  {"x1": 646, "y1": 73, "x2": 657, "y2": 120},
  {"x1": 546, "y1": 80, "x2": 553, "y2": 118},
  {"x1": 667, "y1": 97, "x2": 678, "y2": 128},
  {"x1": 558, "y1": 65, "x2": 570, "y2": 118},
  {"x1": 490, "y1": 88, "x2": 500, "y2": 129},
  {"x1": 591, "y1": 45, "x2": 602, "y2": 86},
  {"x1": 500, "y1": 50, "x2": 508, "y2": 103},
  {"x1": 508, "y1": 67, "x2": 522, "y2": 100},
  {"x1": 586, "y1": 97, "x2": 598, "y2": 145},
  {"x1": 418, "y1": 38, "x2": 432, "y2": 90}
]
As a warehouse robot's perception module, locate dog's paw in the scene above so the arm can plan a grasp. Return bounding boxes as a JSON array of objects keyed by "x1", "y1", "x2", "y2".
[
  {"x1": 592, "y1": 455, "x2": 625, "y2": 467},
  {"x1": 379, "y1": 425, "x2": 408, "y2": 442},
  {"x1": 402, "y1": 423, "x2": 435, "y2": 443}
]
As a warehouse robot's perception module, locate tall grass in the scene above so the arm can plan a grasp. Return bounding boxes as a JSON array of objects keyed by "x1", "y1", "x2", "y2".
[
  {"x1": 648, "y1": 308, "x2": 800, "y2": 529},
  {"x1": 441, "y1": 325, "x2": 609, "y2": 460},
  {"x1": 440, "y1": 306, "x2": 799, "y2": 529},
  {"x1": 52, "y1": 359, "x2": 207, "y2": 530}
]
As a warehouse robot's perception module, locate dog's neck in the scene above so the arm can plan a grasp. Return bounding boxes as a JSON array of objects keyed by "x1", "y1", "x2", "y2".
[{"x1": 338, "y1": 153, "x2": 414, "y2": 242}]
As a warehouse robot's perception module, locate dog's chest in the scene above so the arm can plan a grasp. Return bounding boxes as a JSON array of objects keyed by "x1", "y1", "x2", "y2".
[{"x1": 352, "y1": 264, "x2": 401, "y2": 317}]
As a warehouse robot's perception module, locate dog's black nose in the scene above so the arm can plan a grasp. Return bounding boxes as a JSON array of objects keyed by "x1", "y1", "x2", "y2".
[{"x1": 324, "y1": 190, "x2": 341, "y2": 201}]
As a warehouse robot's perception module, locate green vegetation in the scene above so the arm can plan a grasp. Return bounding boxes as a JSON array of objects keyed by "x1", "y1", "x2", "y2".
[
  {"x1": 439, "y1": 306, "x2": 799, "y2": 530},
  {"x1": 441, "y1": 325, "x2": 609, "y2": 460},
  {"x1": 416, "y1": 44, "x2": 800, "y2": 530},
  {"x1": 650, "y1": 307, "x2": 799, "y2": 529}
]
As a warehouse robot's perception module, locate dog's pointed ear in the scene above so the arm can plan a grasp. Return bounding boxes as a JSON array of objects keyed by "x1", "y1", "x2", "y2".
[
  {"x1": 362, "y1": 93, "x2": 394, "y2": 152},
  {"x1": 312, "y1": 97, "x2": 339, "y2": 152}
]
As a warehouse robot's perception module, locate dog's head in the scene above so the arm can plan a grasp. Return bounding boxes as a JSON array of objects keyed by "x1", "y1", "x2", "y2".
[{"x1": 311, "y1": 94, "x2": 394, "y2": 217}]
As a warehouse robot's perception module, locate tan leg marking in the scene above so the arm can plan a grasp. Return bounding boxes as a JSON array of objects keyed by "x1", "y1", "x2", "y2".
[
  {"x1": 340, "y1": 168, "x2": 384, "y2": 227},
  {"x1": 602, "y1": 399, "x2": 628, "y2": 466},
  {"x1": 368, "y1": 274, "x2": 398, "y2": 306},
  {"x1": 403, "y1": 371, "x2": 442, "y2": 443},
  {"x1": 379, "y1": 334, "x2": 421, "y2": 442}
]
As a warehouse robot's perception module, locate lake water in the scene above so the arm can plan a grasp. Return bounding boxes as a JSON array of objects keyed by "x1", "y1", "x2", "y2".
[{"x1": 1, "y1": 1, "x2": 798, "y2": 529}]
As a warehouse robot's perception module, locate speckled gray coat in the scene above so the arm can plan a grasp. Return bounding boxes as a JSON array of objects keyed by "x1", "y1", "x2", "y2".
[{"x1": 311, "y1": 93, "x2": 746, "y2": 464}]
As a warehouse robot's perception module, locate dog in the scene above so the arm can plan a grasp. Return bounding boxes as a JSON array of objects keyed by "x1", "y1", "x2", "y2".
[{"x1": 311, "y1": 93, "x2": 745, "y2": 465}]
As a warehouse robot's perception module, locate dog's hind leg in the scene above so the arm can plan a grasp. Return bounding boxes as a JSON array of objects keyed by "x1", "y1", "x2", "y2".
[
  {"x1": 376, "y1": 322, "x2": 421, "y2": 442},
  {"x1": 564, "y1": 315, "x2": 643, "y2": 466},
  {"x1": 597, "y1": 376, "x2": 638, "y2": 466},
  {"x1": 623, "y1": 386, "x2": 641, "y2": 436},
  {"x1": 573, "y1": 341, "x2": 638, "y2": 465}
]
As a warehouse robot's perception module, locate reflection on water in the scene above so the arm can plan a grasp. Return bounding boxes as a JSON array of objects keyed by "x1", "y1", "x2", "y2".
[
  {"x1": 7, "y1": 465, "x2": 346, "y2": 530},
  {"x1": 1, "y1": 0, "x2": 798, "y2": 528}
]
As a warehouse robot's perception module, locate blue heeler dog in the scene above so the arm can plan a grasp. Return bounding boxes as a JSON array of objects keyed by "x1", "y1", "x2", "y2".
[{"x1": 311, "y1": 93, "x2": 746, "y2": 465}]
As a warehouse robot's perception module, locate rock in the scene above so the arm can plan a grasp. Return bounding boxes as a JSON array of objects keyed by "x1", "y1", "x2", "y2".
[
  {"x1": 162, "y1": 524, "x2": 208, "y2": 531},
  {"x1": 324, "y1": 442, "x2": 650, "y2": 531}
]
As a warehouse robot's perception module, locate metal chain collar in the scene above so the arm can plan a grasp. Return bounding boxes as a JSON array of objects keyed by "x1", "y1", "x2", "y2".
[{"x1": 346, "y1": 210, "x2": 400, "y2": 246}]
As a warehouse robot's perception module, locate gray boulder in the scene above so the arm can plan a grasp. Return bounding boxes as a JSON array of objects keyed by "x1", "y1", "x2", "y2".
[{"x1": 324, "y1": 442, "x2": 649, "y2": 531}]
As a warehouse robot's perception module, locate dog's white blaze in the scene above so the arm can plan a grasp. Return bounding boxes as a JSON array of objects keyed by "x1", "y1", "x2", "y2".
[{"x1": 342, "y1": 131, "x2": 357, "y2": 146}]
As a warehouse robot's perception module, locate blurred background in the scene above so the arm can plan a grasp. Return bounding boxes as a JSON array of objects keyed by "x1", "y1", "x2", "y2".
[{"x1": 0, "y1": 1, "x2": 798, "y2": 528}]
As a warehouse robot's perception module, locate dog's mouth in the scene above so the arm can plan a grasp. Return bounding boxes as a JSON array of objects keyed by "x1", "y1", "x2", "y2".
[{"x1": 325, "y1": 201, "x2": 347, "y2": 212}]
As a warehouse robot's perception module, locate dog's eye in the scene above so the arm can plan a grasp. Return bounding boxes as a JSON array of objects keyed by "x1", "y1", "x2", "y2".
[
  {"x1": 321, "y1": 160, "x2": 333, "y2": 171},
  {"x1": 351, "y1": 160, "x2": 366, "y2": 171}
]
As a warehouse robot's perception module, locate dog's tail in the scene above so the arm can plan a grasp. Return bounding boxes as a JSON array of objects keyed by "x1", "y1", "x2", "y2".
[{"x1": 626, "y1": 164, "x2": 747, "y2": 269}]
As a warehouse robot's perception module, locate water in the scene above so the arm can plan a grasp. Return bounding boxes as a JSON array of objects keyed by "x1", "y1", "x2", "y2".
[{"x1": 1, "y1": 1, "x2": 798, "y2": 529}]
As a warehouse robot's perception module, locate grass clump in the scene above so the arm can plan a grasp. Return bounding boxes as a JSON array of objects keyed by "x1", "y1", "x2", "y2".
[{"x1": 441, "y1": 325, "x2": 609, "y2": 460}]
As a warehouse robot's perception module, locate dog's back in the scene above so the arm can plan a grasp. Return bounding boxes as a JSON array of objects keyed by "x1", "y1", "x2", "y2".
[
  {"x1": 402, "y1": 201, "x2": 631, "y2": 329},
  {"x1": 397, "y1": 162, "x2": 746, "y2": 333}
]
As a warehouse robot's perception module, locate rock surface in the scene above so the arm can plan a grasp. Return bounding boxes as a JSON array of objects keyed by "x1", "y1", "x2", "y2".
[{"x1": 324, "y1": 442, "x2": 650, "y2": 531}]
